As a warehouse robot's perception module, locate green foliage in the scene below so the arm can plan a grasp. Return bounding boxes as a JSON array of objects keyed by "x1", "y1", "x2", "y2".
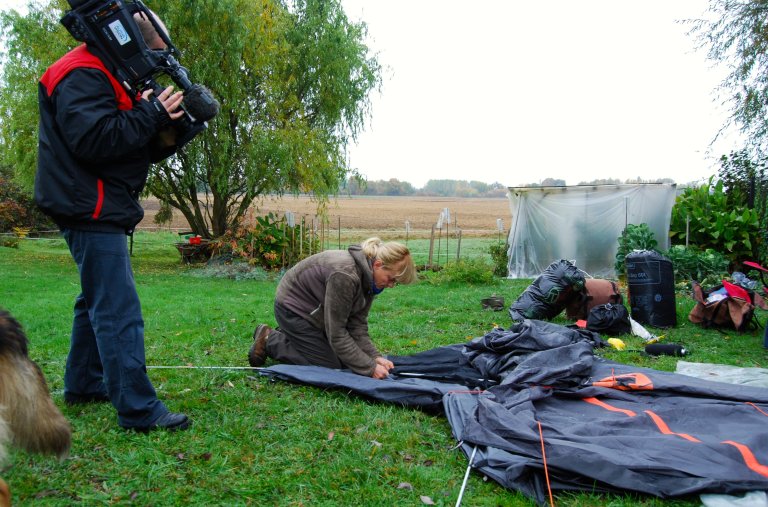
[
  {"x1": 488, "y1": 241, "x2": 509, "y2": 277},
  {"x1": 664, "y1": 245, "x2": 730, "y2": 286},
  {"x1": 0, "y1": 2, "x2": 72, "y2": 187},
  {"x1": 669, "y1": 177, "x2": 761, "y2": 265},
  {"x1": 0, "y1": 0, "x2": 382, "y2": 238},
  {"x1": 153, "y1": 200, "x2": 174, "y2": 227},
  {"x1": 615, "y1": 223, "x2": 658, "y2": 275},
  {"x1": 0, "y1": 167, "x2": 55, "y2": 233},
  {"x1": 213, "y1": 212, "x2": 318, "y2": 270},
  {"x1": 717, "y1": 150, "x2": 768, "y2": 263},
  {"x1": 689, "y1": 2, "x2": 768, "y2": 153},
  {"x1": 429, "y1": 257, "x2": 494, "y2": 285}
]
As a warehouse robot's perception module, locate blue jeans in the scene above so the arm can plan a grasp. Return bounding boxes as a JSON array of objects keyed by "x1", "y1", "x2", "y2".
[{"x1": 62, "y1": 228, "x2": 166, "y2": 428}]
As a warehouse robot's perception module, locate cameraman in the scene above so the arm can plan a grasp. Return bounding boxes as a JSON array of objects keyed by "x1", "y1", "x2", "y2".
[{"x1": 34, "y1": 9, "x2": 190, "y2": 432}]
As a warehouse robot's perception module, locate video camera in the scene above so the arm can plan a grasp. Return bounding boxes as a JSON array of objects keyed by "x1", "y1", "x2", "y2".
[{"x1": 60, "y1": 0, "x2": 219, "y2": 146}]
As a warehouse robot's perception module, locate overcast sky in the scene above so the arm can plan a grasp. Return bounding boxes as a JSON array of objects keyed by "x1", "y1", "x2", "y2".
[
  {"x1": 340, "y1": 0, "x2": 741, "y2": 188},
  {"x1": 2, "y1": 0, "x2": 741, "y2": 188}
]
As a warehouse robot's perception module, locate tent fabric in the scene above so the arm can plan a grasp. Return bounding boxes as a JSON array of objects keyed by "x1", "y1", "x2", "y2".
[
  {"x1": 506, "y1": 183, "x2": 677, "y2": 279},
  {"x1": 260, "y1": 320, "x2": 768, "y2": 504},
  {"x1": 445, "y1": 359, "x2": 768, "y2": 504},
  {"x1": 260, "y1": 362, "x2": 467, "y2": 412}
]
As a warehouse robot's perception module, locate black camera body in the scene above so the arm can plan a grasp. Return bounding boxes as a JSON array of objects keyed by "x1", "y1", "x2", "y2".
[{"x1": 61, "y1": 0, "x2": 218, "y2": 145}]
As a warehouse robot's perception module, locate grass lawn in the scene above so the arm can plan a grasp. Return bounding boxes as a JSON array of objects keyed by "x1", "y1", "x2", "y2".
[{"x1": 1, "y1": 232, "x2": 766, "y2": 506}]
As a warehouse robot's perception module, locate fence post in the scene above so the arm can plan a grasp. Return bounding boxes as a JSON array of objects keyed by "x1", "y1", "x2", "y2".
[
  {"x1": 405, "y1": 220, "x2": 410, "y2": 247},
  {"x1": 456, "y1": 229, "x2": 462, "y2": 260},
  {"x1": 428, "y1": 225, "x2": 435, "y2": 268}
]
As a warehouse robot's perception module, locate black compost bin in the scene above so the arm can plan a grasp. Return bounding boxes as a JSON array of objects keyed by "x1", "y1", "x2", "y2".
[{"x1": 625, "y1": 250, "x2": 676, "y2": 328}]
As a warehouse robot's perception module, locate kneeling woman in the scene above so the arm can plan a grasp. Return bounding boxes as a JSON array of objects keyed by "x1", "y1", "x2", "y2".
[{"x1": 248, "y1": 237, "x2": 416, "y2": 379}]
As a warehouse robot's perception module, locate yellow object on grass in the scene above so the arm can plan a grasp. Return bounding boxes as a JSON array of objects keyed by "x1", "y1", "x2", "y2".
[{"x1": 607, "y1": 338, "x2": 626, "y2": 350}]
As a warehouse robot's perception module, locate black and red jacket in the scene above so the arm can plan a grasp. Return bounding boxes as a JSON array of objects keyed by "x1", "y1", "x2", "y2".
[{"x1": 35, "y1": 44, "x2": 175, "y2": 233}]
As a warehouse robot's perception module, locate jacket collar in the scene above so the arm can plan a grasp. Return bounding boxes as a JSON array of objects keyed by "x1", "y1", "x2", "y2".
[{"x1": 348, "y1": 245, "x2": 374, "y2": 295}]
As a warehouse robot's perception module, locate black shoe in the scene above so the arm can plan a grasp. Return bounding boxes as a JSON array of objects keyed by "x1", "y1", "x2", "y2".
[
  {"x1": 129, "y1": 412, "x2": 191, "y2": 433},
  {"x1": 248, "y1": 324, "x2": 272, "y2": 367},
  {"x1": 64, "y1": 392, "x2": 111, "y2": 406}
]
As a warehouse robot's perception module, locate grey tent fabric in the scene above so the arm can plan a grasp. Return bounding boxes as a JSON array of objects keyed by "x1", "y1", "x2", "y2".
[
  {"x1": 261, "y1": 363, "x2": 469, "y2": 411},
  {"x1": 445, "y1": 359, "x2": 768, "y2": 504},
  {"x1": 260, "y1": 320, "x2": 768, "y2": 504}
]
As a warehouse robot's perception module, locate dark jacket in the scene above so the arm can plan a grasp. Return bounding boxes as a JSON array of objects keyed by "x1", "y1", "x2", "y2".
[
  {"x1": 275, "y1": 245, "x2": 381, "y2": 376},
  {"x1": 35, "y1": 45, "x2": 175, "y2": 233}
]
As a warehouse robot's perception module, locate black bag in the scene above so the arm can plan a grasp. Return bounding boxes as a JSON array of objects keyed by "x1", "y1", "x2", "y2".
[
  {"x1": 509, "y1": 259, "x2": 585, "y2": 322},
  {"x1": 586, "y1": 303, "x2": 631, "y2": 335}
]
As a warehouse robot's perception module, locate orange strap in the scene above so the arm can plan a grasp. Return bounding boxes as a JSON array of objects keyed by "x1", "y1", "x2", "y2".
[{"x1": 537, "y1": 420, "x2": 555, "y2": 507}]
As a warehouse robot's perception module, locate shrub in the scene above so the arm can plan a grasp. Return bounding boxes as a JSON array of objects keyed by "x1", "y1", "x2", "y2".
[
  {"x1": 213, "y1": 212, "x2": 319, "y2": 270},
  {"x1": 488, "y1": 242, "x2": 509, "y2": 277},
  {"x1": 615, "y1": 223, "x2": 658, "y2": 275},
  {"x1": 430, "y1": 257, "x2": 494, "y2": 285},
  {"x1": 664, "y1": 245, "x2": 729, "y2": 286},
  {"x1": 669, "y1": 177, "x2": 760, "y2": 266},
  {"x1": 0, "y1": 172, "x2": 54, "y2": 233}
]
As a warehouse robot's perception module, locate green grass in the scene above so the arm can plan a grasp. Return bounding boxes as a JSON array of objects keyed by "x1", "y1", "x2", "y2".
[{"x1": 1, "y1": 232, "x2": 766, "y2": 506}]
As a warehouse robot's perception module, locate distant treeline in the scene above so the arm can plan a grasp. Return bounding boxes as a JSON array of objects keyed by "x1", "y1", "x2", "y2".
[
  {"x1": 342, "y1": 176, "x2": 677, "y2": 197},
  {"x1": 343, "y1": 178, "x2": 508, "y2": 198}
]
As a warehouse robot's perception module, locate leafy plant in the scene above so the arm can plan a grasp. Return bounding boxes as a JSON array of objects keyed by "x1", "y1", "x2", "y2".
[
  {"x1": 664, "y1": 245, "x2": 730, "y2": 285},
  {"x1": 213, "y1": 212, "x2": 319, "y2": 270},
  {"x1": 615, "y1": 223, "x2": 658, "y2": 275},
  {"x1": 488, "y1": 242, "x2": 509, "y2": 277},
  {"x1": 669, "y1": 177, "x2": 761, "y2": 266},
  {"x1": 717, "y1": 151, "x2": 768, "y2": 264}
]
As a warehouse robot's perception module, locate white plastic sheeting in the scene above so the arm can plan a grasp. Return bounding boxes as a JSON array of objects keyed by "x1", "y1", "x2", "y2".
[{"x1": 506, "y1": 184, "x2": 677, "y2": 279}]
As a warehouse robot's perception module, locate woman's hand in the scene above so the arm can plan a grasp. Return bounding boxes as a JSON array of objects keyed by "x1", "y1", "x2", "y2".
[
  {"x1": 371, "y1": 363, "x2": 390, "y2": 379},
  {"x1": 375, "y1": 357, "x2": 394, "y2": 371}
]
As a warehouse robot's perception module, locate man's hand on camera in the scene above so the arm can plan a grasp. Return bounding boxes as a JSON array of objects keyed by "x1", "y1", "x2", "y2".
[{"x1": 142, "y1": 85, "x2": 184, "y2": 120}]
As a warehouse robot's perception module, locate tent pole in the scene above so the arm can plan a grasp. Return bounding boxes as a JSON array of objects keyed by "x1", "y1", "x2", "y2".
[
  {"x1": 455, "y1": 445, "x2": 478, "y2": 507},
  {"x1": 147, "y1": 365, "x2": 264, "y2": 370}
]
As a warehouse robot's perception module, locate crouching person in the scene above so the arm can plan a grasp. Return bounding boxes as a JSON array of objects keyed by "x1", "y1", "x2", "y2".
[{"x1": 248, "y1": 237, "x2": 416, "y2": 379}]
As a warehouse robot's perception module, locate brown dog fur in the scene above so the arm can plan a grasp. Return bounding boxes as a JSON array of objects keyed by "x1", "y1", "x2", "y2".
[{"x1": 0, "y1": 309, "x2": 72, "y2": 507}]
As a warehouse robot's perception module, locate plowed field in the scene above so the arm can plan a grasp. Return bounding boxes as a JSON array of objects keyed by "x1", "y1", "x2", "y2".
[{"x1": 140, "y1": 195, "x2": 511, "y2": 237}]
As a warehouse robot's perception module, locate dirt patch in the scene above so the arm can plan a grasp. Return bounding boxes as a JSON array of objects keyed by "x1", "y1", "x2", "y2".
[{"x1": 139, "y1": 195, "x2": 511, "y2": 237}]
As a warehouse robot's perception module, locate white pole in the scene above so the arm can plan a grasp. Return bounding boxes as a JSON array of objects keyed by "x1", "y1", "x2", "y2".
[{"x1": 455, "y1": 445, "x2": 478, "y2": 507}]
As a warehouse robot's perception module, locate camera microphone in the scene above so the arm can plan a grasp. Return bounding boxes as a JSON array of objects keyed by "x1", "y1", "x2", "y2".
[
  {"x1": 183, "y1": 84, "x2": 219, "y2": 123},
  {"x1": 644, "y1": 343, "x2": 687, "y2": 357}
]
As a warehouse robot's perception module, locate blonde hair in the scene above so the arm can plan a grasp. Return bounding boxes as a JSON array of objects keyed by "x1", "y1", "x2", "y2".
[{"x1": 360, "y1": 237, "x2": 416, "y2": 285}]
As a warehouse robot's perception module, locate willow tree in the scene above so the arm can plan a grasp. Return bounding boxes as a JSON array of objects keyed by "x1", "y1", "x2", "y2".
[
  {"x1": 0, "y1": 0, "x2": 380, "y2": 237},
  {"x1": 0, "y1": 0, "x2": 72, "y2": 188},
  {"x1": 689, "y1": 1, "x2": 768, "y2": 259},
  {"x1": 690, "y1": 1, "x2": 768, "y2": 152}
]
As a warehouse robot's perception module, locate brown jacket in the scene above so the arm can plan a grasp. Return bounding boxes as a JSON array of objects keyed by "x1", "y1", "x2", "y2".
[{"x1": 275, "y1": 246, "x2": 381, "y2": 376}]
